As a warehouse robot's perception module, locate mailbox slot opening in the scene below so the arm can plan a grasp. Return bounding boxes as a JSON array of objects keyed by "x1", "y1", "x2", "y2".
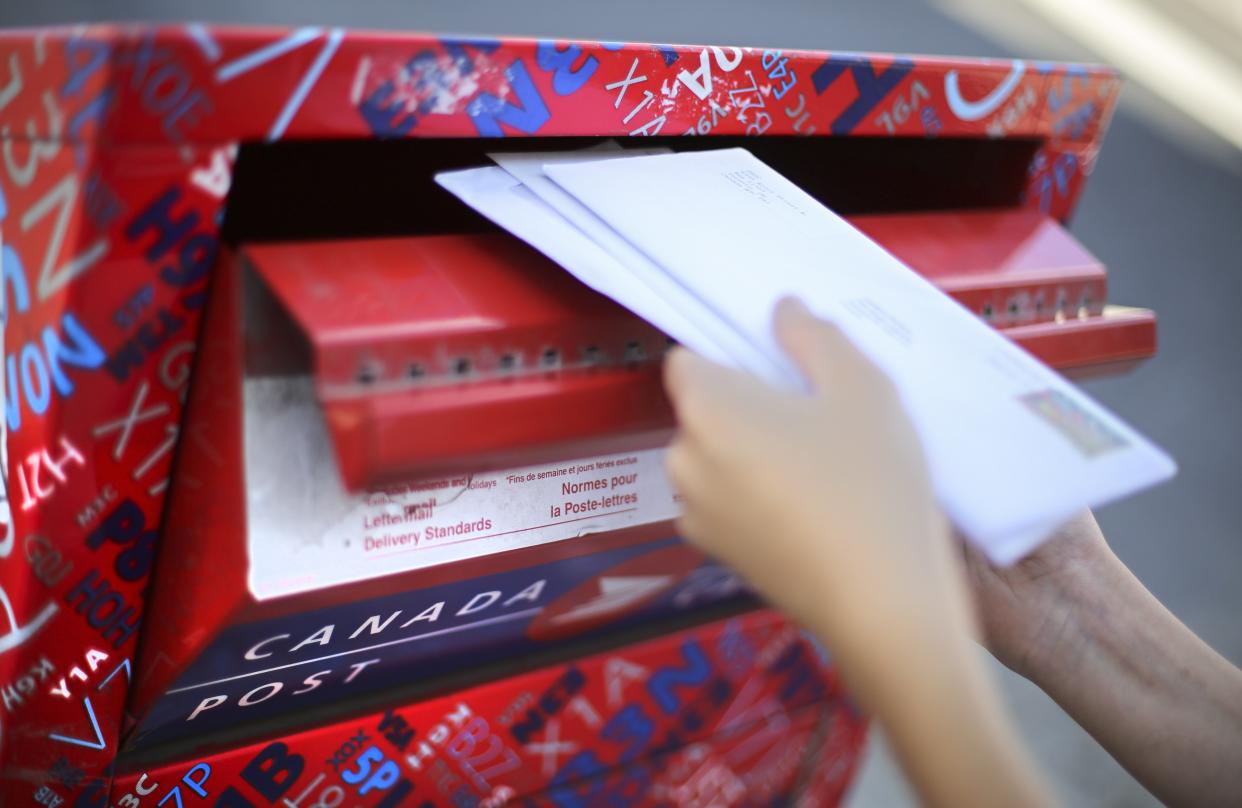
[{"x1": 220, "y1": 135, "x2": 1043, "y2": 245}]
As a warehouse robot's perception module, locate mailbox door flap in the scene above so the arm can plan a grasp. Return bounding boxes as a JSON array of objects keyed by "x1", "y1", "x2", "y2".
[{"x1": 243, "y1": 234, "x2": 673, "y2": 489}]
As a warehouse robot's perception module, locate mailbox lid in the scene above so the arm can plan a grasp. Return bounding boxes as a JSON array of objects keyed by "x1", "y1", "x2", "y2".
[
  {"x1": 244, "y1": 234, "x2": 673, "y2": 489},
  {"x1": 1006, "y1": 304, "x2": 1157, "y2": 376},
  {"x1": 243, "y1": 216, "x2": 1155, "y2": 489},
  {"x1": 850, "y1": 209, "x2": 1108, "y2": 324},
  {"x1": 844, "y1": 209, "x2": 1154, "y2": 373},
  {"x1": 245, "y1": 234, "x2": 669, "y2": 385}
]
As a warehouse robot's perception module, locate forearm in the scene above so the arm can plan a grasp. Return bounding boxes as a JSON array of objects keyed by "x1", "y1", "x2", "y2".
[
  {"x1": 1019, "y1": 546, "x2": 1242, "y2": 806},
  {"x1": 817, "y1": 558, "x2": 1052, "y2": 808},
  {"x1": 872, "y1": 626, "x2": 1053, "y2": 808}
]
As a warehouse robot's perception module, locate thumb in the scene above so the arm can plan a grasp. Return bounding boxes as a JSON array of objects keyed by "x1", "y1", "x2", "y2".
[{"x1": 772, "y1": 297, "x2": 873, "y2": 392}]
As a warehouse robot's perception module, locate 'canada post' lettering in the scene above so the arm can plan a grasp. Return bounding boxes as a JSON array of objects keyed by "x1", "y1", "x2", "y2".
[{"x1": 241, "y1": 579, "x2": 547, "y2": 663}]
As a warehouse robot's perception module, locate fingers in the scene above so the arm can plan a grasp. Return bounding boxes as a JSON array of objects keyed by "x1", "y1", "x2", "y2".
[
  {"x1": 661, "y1": 346, "x2": 699, "y2": 409},
  {"x1": 664, "y1": 350, "x2": 778, "y2": 559},
  {"x1": 665, "y1": 435, "x2": 711, "y2": 548},
  {"x1": 664, "y1": 434, "x2": 698, "y2": 499},
  {"x1": 663, "y1": 346, "x2": 770, "y2": 433},
  {"x1": 960, "y1": 536, "x2": 993, "y2": 584},
  {"x1": 772, "y1": 296, "x2": 886, "y2": 394},
  {"x1": 664, "y1": 346, "x2": 744, "y2": 401}
]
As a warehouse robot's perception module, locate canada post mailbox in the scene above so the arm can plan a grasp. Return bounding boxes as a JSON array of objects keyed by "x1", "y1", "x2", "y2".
[{"x1": 0, "y1": 22, "x2": 1155, "y2": 806}]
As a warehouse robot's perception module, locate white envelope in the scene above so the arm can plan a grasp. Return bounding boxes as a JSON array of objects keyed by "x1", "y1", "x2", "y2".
[
  {"x1": 437, "y1": 149, "x2": 790, "y2": 383},
  {"x1": 540, "y1": 148, "x2": 1176, "y2": 563},
  {"x1": 488, "y1": 149, "x2": 792, "y2": 385},
  {"x1": 435, "y1": 165, "x2": 726, "y2": 366}
]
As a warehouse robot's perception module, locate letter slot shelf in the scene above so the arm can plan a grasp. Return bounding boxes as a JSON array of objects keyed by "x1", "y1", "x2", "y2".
[
  {"x1": 0, "y1": 22, "x2": 1156, "y2": 805},
  {"x1": 243, "y1": 234, "x2": 674, "y2": 490}
]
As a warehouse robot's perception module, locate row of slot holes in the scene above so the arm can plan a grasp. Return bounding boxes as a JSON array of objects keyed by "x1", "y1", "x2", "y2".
[
  {"x1": 357, "y1": 340, "x2": 670, "y2": 385},
  {"x1": 981, "y1": 294, "x2": 1092, "y2": 321},
  {"x1": 357, "y1": 295, "x2": 1095, "y2": 381}
]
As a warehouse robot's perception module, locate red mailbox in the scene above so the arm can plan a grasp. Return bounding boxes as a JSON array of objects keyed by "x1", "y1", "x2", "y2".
[{"x1": 0, "y1": 22, "x2": 1148, "y2": 806}]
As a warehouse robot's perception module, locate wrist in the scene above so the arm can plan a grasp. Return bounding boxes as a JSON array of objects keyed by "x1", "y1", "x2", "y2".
[
  {"x1": 822, "y1": 565, "x2": 980, "y2": 713},
  {"x1": 1009, "y1": 539, "x2": 1126, "y2": 686}
]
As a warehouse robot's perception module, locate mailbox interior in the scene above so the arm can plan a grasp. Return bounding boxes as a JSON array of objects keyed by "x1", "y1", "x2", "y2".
[{"x1": 219, "y1": 134, "x2": 1045, "y2": 245}]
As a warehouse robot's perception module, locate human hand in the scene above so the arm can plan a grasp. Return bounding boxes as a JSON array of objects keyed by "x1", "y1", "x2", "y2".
[
  {"x1": 663, "y1": 298, "x2": 975, "y2": 698},
  {"x1": 663, "y1": 298, "x2": 1055, "y2": 807},
  {"x1": 968, "y1": 511, "x2": 1242, "y2": 807},
  {"x1": 963, "y1": 510, "x2": 1115, "y2": 678}
]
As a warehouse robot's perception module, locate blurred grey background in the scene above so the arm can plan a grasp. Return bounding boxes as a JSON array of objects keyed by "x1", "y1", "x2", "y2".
[{"x1": 5, "y1": 2, "x2": 1238, "y2": 805}]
